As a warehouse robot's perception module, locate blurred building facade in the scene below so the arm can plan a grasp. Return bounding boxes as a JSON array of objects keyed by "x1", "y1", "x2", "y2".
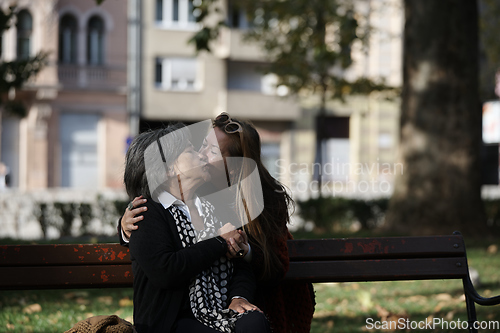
[
  {"x1": 136, "y1": 0, "x2": 302, "y2": 189},
  {"x1": 136, "y1": 0, "x2": 403, "y2": 199},
  {"x1": 0, "y1": 0, "x2": 403, "y2": 239},
  {"x1": 0, "y1": 0, "x2": 128, "y2": 191},
  {"x1": 0, "y1": 0, "x2": 403, "y2": 198}
]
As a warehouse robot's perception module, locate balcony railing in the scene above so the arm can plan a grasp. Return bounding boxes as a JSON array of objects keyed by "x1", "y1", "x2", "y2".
[
  {"x1": 57, "y1": 65, "x2": 126, "y2": 90},
  {"x1": 226, "y1": 90, "x2": 300, "y2": 120}
]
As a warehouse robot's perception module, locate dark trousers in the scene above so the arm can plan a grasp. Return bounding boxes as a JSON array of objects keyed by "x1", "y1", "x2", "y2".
[{"x1": 175, "y1": 311, "x2": 271, "y2": 333}]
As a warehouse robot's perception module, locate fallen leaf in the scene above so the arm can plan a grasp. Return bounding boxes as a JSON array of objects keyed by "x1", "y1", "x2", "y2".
[
  {"x1": 405, "y1": 295, "x2": 427, "y2": 303},
  {"x1": 487, "y1": 244, "x2": 498, "y2": 254},
  {"x1": 375, "y1": 305, "x2": 389, "y2": 319},
  {"x1": 445, "y1": 311, "x2": 455, "y2": 320},
  {"x1": 23, "y1": 304, "x2": 42, "y2": 314},
  {"x1": 434, "y1": 302, "x2": 446, "y2": 312},
  {"x1": 6, "y1": 324, "x2": 15, "y2": 330},
  {"x1": 63, "y1": 292, "x2": 75, "y2": 299},
  {"x1": 375, "y1": 305, "x2": 409, "y2": 332},
  {"x1": 435, "y1": 293, "x2": 452, "y2": 301},
  {"x1": 76, "y1": 297, "x2": 89, "y2": 305},
  {"x1": 119, "y1": 298, "x2": 133, "y2": 307},
  {"x1": 97, "y1": 296, "x2": 113, "y2": 305}
]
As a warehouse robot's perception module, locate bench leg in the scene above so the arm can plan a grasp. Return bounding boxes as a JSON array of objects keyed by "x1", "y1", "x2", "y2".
[{"x1": 463, "y1": 279, "x2": 478, "y2": 333}]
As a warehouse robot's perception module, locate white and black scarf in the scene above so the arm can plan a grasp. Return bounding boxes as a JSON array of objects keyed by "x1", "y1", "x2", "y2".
[{"x1": 168, "y1": 199, "x2": 245, "y2": 332}]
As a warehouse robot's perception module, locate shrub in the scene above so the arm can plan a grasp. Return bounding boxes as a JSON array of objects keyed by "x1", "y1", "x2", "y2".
[{"x1": 297, "y1": 196, "x2": 389, "y2": 232}]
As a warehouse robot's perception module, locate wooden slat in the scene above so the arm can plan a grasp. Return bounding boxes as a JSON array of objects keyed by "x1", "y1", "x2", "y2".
[
  {"x1": 287, "y1": 236, "x2": 465, "y2": 261},
  {"x1": 0, "y1": 265, "x2": 133, "y2": 290},
  {"x1": 0, "y1": 244, "x2": 130, "y2": 266},
  {"x1": 0, "y1": 236, "x2": 465, "y2": 266},
  {"x1": 285, "y1": 257, "x2": 469, "y2": 283}
]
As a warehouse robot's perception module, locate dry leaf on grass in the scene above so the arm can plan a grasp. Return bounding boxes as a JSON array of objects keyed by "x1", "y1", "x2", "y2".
[
  {"x1": 375, "y1": 305, "x2": 409, "y2": 332},
  {"x1": 23, "y1": 303, "x2": 42, "y2": 314},
  {"x1": 97, "y1": 296, "x2": 113, "y2": 305},
  {"x1": 405, "y1": 295, "x2": 427, "y2": 303},
  {"x1": 76, "y1": 297, "x2": 89, "y2": 305},
  {"x1": 119, "y1": 297, "x2": 133, "y2": 307},
  {"x1": 435, "y1": 293, "x2": 452, "y2": 301}
]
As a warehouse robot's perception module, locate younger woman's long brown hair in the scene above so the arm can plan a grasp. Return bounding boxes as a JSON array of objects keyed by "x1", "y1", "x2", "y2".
[{"x1": 214, "y1": 117, "x2": 294, "y2": 280}]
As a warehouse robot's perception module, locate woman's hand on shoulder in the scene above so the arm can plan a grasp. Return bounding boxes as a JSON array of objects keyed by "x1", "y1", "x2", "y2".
[{"x1": 122, "y1": 196, "x2": 148, "y2": 239}]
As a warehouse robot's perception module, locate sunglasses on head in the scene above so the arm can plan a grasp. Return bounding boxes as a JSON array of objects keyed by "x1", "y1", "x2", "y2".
[{"x1": 214, "y1": 112, "x2": 243, "y2": 134}]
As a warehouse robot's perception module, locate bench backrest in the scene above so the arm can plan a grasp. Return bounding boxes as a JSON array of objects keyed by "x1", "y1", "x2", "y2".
[{"x1": 0, "y1": 235, "x2": 469, "y2": 290}]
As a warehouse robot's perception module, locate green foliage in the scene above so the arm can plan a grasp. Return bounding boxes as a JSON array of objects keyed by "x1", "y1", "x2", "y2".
[
  {"x1": 0, "y1": 7, "x2": 49, "y2": 117},
  {"x1": 0, "y1": 289, "x2": 134, "y2": 332},
  {"x1": 190, "y1": 0, "x2": 394, "y2": 101},
  {"x1": 79, "y1": 203, "x2": 94, "y2": 235},
  {"x1": 297, "y1": 196, "x2": 389, "y2": 231},
  {"x1": 95, "y1": 195, "x2": 126, "y2": 230},
  {"x1": 0, "y1": 5, "x2": 15, "y2": 33},
  {"x1": 483, "y1": 199, "x2": 500, "y2": 233},
  {"x1": 299, "y1": 197, "x2": 500, "y2": 235},
  {"x1": 187, "y1": 0, "x2": 223, "y2": 52},
  {"x1": 53, "y1": 202, "x2": 77, "y2": 237},
  {"x1": 31, "y1": 198, "x2": 127, "y2": 238},
  {"x1": 479, "y1": 0, "x2": 500, "y2": 100},
  {"x1": 113, "y1": 199, "x2": 129, "y2": 222},
  {"x1": 0, "y1": 53, "x2": 48, "y2": 92},
  {"x1": 33, "y1": 203, "x2": 50, "y2": 239}
]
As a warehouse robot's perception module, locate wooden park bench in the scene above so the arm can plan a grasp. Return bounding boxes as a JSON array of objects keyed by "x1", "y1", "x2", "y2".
[{"x1": 1, "y1": 231, "x2": 499, "y2": 332}]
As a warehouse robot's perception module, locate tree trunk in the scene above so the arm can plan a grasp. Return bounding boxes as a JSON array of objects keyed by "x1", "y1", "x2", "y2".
[{"x1": 385, "y1": 0, "x2": 488, "y2": 236}]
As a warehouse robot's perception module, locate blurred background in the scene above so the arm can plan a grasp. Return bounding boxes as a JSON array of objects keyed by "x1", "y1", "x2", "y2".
[
  {"x1": 0, "y1": 0, "x2": 499, "y2": 241},
  {"x1": 1, "y1": 1, "x2": 499, "y2": 332}
]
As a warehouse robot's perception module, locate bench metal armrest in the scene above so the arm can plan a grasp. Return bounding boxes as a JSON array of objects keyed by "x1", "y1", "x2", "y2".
[{"x1": 463, "y1": 275, "x2": 500, "y2": 306}]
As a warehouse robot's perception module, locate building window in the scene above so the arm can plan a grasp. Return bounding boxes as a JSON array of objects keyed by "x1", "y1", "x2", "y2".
[
  {"x1": 227, "y1": 0, "x2": 251, "y2": 29},
  {"x1": 155, "y1": 0, "x2": 197, "y2": 29},
  {"x1": 261, "y1": 142, "x2": 281, "y2": 180},
  {"x1": 155, "y1": 57, "x2": 200, "y2": 91},
  {"x1": 227, "y1": 61, "x2": 288, "y2": 96},
  {"x1": 87, "y1": 15, "x2": 104, "y2": 65},
  {"x1": 1, "y1": 117, "x2": 20, "y2": 188},
  {"x1": 16, "y1": 9, "x2": 32, "y2": 60},
  {"x1": 59, "y1": 14, "x2": 78, "y2": 64},
  {"x1": 60, "y1": 113, "x2": 100, "y2": 188}
]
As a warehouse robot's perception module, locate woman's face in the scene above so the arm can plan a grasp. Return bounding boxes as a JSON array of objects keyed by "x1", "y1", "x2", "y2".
[
  {"x1": 199, "y1": 127, "x2": 232, "y2": 187},
  {"x1": 172, "y1": 144, "x2": 210, "y2": 184}
]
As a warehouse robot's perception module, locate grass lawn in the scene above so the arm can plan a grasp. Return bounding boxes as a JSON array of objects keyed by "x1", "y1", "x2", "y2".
[
  {"x1": 310, "y1": 246, "x2": 500, "y2": 332},
  {"x1": 0, "y1": 238, "x2": 499, "y2": 332}
]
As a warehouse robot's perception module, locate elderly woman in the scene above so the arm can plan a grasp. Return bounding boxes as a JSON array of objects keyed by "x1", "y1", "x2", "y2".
[{"x1": 124, "y1": 123, "x2": 270, "y2": 333}]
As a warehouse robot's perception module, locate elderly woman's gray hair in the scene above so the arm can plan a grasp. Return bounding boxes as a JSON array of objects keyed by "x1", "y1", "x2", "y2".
[{"x1": 124, "y1": 123, "x2": 191, "y2": 200}]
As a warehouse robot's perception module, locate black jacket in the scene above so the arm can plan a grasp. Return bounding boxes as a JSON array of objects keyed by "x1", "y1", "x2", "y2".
[{"x1": 126, "y1": 199, "x2": 255, "y2": 333}]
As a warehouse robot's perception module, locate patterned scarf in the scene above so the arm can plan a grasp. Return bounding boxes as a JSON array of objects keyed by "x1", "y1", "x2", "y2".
[{"x1": 168, "y1": 199, "x2": 245, "y2": 332}]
